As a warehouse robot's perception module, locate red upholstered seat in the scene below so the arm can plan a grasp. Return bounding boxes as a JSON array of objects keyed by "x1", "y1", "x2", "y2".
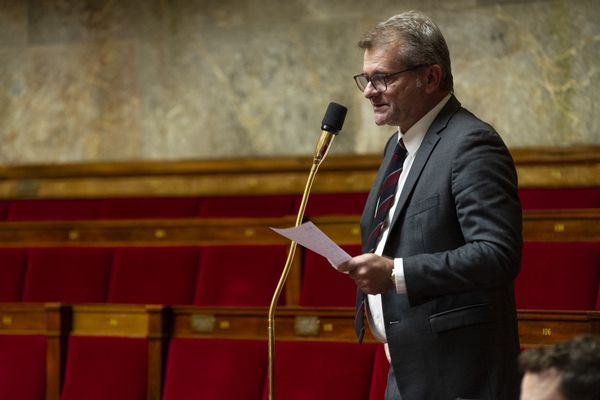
[
  {"x1": 101, "y1": 197, "x2": 200, "y2": 219},
  {"x1": 197, "y1": 194, "x2": 297, "y2": 217},
  {"x1": 301, "y1": 192, "x2": 368, "y2": 216},
  {"x1": 108, "y1": 247, "x2": 200, "y2": 305},
  {"x1": 194, "y1": 245, "x2": 287, "y2": 306},
  {"x1": 265, "y1": 341, "x2": 376, "y2": 400},
  {"x1": 60, "y1": 336, "x2": 148, "y2": 400},
  {"x1": 515, "y1": 242, "x2": 600, "y2": 310},
  {"x1": 22, "y1": 247, "x2": 113, "y2": 303},
  {"x1": 299, "y1": 245, "x2": 361, "y2": 307},
  {"x1": 0, "y1": 199, "x2": 8, "y2": 220},
  {"x1": 0, "y1": 335, "x2": 47, "y2": 400},
  {"x1": 7, "y1": 199, "x2": 103, "y2": 221},
  {"x1": 163, "y1": 338, "x2": 267, "y2": 400},
  {"x1": 369, "y1": 345, "x2": 390, "y2": 400},
  {"x1": 0, "y1": 248, "x2": 28, "y2": 302},
  {"x1": 519, "y1": 188, "x2": 600, "y2": 209}
]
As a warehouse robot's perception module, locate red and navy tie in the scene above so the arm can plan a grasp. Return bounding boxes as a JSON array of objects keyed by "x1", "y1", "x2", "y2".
[{"x1": 365, "y1": 140, "x2": 407, "y2": 253}]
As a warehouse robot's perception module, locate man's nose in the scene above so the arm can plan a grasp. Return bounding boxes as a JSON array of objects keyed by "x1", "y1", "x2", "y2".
[{"x1": 363, "y1": 81, "x2": 379, "y2": 98}]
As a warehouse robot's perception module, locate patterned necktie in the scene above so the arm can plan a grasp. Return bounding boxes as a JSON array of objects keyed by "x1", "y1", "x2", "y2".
[{"x1": 365, "y1": 140, "x2": 407, "y2": 253}]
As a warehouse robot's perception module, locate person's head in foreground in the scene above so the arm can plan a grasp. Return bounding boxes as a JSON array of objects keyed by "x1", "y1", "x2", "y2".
[{"x1": 518, "y1": 335, "x2": 600, "y2": 400}]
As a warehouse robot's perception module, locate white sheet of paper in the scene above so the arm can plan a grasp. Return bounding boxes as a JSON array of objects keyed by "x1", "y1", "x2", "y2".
[{"x1": 270, "y1": 221, "x2": 352, "y2": 269}]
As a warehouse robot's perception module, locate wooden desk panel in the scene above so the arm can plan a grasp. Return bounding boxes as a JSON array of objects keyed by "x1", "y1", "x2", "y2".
[
  {"x1": 170, "y1": 306, "x2": 600, "y2": 348},
  {"x1": 0, "y1": 209, "x2": 597, "y2": 247},
  {"x1": 518, "y1": 310, "x2": 600, "y2": 348},
  {"x1": 0, "y1": 147, "x2": 598, "y2": 199}
]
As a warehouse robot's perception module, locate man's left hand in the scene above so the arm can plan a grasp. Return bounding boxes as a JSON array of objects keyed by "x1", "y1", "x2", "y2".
[{"x1": 337, "y1": 253, "x2": 395, "y2": 294}]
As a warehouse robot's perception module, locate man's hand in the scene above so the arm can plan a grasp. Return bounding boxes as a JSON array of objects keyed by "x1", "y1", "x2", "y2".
[{"x1": 338, "y1": 253, "x2": 395, "y2": 295}]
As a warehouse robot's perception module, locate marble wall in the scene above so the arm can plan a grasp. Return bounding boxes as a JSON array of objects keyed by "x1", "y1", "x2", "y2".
[{"x1": 0, "y1": 0, "x2": 598, "y2": 164}]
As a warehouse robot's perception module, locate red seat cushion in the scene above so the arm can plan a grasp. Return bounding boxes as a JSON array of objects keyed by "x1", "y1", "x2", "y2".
[
  {"x1": 7, "y1": 199, "x2": 103, "y2": 221},
  {"x1": 0, "y1": 248, "x2": 28, "y2": 301},
  {"x1": 194, "y1": 245, "x2": 287, "y2": 306},
  {"x1": 300, "y1": 245, "x2": 361, "y2": 307},
  {"x1": 301, "y1": 192, "x2": 368, "y2": 216},
  {"x1": 0, "y1": 335, "x2": 46, "y2": 400},
  {"x1": 0, "y1": 200, "x2": 8, "y2": 220},
  {"x1": 101, "y1": 197, "x2": 199, "y2": 219},
  {"x1": 266, "y1": 341, "x2": 376, "y2": 400},
  {"x1": 60, "y1": 336, "x2": 148, "y2": 400},
  {"x1": 197, "y1": 195, "x2": 296, "y2": 217},
  {"x1": 22, "y1": 247, "x2": 113, "y2": 303},
  {"x1": 108, "y1": 247, "x2": 200, "y2": 305},
  {"x1": 163, "y1": 338, "x2": 267, "y2": 400},
  {"x1": 515, "y1": 242, "x2": 600, "y2": 310},
  {"x1": 519, "y1": 188, "x2": 600, "y2": 209}
]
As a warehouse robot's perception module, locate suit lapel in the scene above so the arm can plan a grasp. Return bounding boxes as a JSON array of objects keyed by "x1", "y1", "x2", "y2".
[{"x1": 388, "y1": 95, "x2": 462, "y2": 230}]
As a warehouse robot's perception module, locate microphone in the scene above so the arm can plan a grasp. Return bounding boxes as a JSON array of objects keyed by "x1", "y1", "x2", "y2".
[
  {"x1": 268, "y1": 101, "x2": 347, "y2": 400},
  {"x1": 314, "y1": 102, "x2": 348, "y2": 164}
]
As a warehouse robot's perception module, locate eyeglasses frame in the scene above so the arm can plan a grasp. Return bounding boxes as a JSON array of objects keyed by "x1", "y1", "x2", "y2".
[{"x1": 353, "y1": 64, "x2": 430, "y2": 93}]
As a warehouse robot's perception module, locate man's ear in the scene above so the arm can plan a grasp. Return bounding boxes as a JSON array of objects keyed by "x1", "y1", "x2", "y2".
[{"x1": 424, "y1": 64, "x2": 442, "y2": 93}]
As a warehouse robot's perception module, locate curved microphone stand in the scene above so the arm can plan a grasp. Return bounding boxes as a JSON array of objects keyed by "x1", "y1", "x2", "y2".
[{"x1": 267, "y1": 102, "x2": 347, "y2": 400}]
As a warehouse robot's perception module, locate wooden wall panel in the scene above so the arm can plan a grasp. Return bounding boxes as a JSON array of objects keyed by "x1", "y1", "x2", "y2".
[{"x1": 0, "y1": 147, "x2": 598, "y2": 199}]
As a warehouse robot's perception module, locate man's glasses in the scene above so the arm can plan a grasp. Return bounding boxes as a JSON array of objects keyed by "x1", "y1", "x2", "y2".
[{"x1": 353, "y1": 64, "x2": 428, "y2": 93}]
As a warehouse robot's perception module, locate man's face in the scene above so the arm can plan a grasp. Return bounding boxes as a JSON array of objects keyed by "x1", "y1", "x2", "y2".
[
  {"x1": 520, "y1": 369, "x2": 565, "y2": 400},
  {"x1": 361, "y1": 44, "x2": 424, "y2": 131}
]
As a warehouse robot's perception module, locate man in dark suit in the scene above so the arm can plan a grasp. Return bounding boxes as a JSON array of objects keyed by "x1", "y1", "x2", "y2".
[{"x1": 338, "y1": 11, "x2": 522, "y2": 399}]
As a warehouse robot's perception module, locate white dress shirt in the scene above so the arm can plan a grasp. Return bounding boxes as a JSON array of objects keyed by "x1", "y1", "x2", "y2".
[{"x1": 367, "y1": 94, "x2": 451, "y2": 343}]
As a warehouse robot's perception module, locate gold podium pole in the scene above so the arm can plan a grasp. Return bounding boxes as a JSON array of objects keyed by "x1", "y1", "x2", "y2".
[{"x1": 267, "y1": 102, "x2": 346, "y2": 400}]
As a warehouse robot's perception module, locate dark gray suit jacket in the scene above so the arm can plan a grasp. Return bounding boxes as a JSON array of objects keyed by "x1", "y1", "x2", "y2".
[{"x1": 358, "y1": 95, "x2": 522, "y2": 399}]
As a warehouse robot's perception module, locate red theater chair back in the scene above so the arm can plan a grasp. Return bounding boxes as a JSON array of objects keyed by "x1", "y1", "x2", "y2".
[
  {"x1": 266, "y1": 341, "x2": 376, "y2": 400},
  {"x1": 22, "y1": 247, "x2": 113, "y2": 303},
  {"x1": 0, "y1": 248, "x2": 28, "y2": 302},
  {"x1": 7, "y1": 199, "x2": 103, "y2": 221},
  {"x1": 108, "y1": 246, "x2": 200, "y2": 305},
  {"x1": 60, "y1": 336, "x2": 148, "y2": 400},
  {"x1": 515, "y1": 242, "x2": 600, "y2": 310},
  {"x1": 163, "y1": 338, "x2": 267, "y2": 400},
  {"x1": 194, "y1": 245, "x2": 287, "y2": 306},
  {"x1": 0, "y1": 335, "x2": 47, "y2": 400},
  {"x1": 197, "y1": 194, "x2": 296, "y2": 217},
  {"x1": 299, "y1": 245, "x2": 360, "y2": 307}
]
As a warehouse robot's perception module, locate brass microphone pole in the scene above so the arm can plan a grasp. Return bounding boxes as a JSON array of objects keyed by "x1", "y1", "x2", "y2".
[{"x1": 267, "y1": 102, "x2": 347, "y2": 400}]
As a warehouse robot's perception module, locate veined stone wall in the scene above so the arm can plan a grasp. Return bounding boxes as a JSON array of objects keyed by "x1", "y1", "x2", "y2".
[{"x1": 0, "y1": 0, "x2": 598, "y2": 164}]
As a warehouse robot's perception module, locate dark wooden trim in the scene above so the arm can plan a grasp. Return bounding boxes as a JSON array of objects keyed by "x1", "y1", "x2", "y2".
[
  {"x1": 169, "y1": 306, "x2": 600, "y2": 349},
  {"x1": 0, "y1": 147, "x2": 598, "y2": 199},
  {"x1": 0, "y1": 210, "x2": 596, "y2": 247},
  {"x1": 0, "y1": 303, "x2": 67, "y2": 400},
  {"x1": 1, "y1": 146, "x2": 598, "y2": 178},
  {"x1": 517, "y1": 310, "x2": 600, "y2": 348}
]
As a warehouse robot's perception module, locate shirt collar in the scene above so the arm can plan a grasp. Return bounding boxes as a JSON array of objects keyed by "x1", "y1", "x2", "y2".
[{"x1": 399, "y1": 93, "x2": 451, "y2": 155}]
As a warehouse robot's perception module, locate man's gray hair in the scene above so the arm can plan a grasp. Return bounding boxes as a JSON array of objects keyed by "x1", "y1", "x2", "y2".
[{"x1": 358, "y1": 11, "x2": 453, "y2": 92}]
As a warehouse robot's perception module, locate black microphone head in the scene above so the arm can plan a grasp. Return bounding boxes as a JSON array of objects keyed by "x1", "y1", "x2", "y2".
[{"x1": 321, "y1": 102, "x2": 347, "y2": 134}]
